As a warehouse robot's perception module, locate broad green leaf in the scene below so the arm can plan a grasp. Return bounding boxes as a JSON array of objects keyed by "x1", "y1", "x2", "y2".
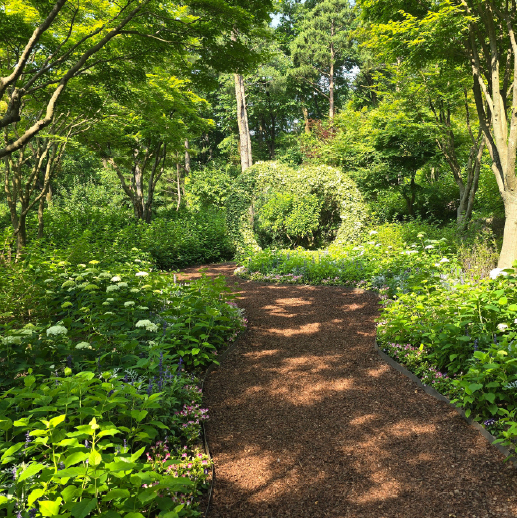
[
  {"x1": 1, "y1": 443, "x2": 24, "y2": 461},
  {"x1": 484, "y1": 393, "x2": 496, "y2": 404},
  {"x1": 65, "y1": 452, "x2": 89, "y2": 467},
  {"x1": 71, "y1": 498, "x2": 97, "y2": 518},
  {"x1": 468, "y1": 383, "x2": 483, "y2": 393},
  {"x1": 48, "y1": 415, "x2": 66, "y2": 428},
  {"x1": 498, "y1": 296, "x2": 508, "y2": 305},
  {"x1": 102, "y1": 489, "x2": 130, "y2": 501},
  {"x1": 18, "y1": 463, "x2": 44, "y2": 482},
  {"x1": 40, "y1": 499, "x2": 63, "y2": 517},
  {"x1": 88, "y1": 450, "x2": 102, "y2": 467},
  {"x1": 124, "y1": 513, "x2": 145, "y2": 518},
  {"x1": 130, "y1": 410, "x2": 148, "y2": 422},
  {"x1": 61, "y1": 485, "x2": 78, "y2": 503},
  {"x1": 28, "y1": 488, "x2": 45, "y2": 506}
]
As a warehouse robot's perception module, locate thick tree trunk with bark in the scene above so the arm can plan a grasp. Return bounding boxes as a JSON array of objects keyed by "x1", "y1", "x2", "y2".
[
  {"x1": 302, "y1": 107, "x2": 311, "y2": 134},
  {"x1": 462, "y1": 2, "x2": 517, "y2": 267},
  {"x1": 234, "y1": 73, "x2": 253, "y2": 171}
]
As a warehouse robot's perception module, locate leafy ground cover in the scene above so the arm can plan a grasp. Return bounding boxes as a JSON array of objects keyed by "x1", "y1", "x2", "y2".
[
  {"x1": 236, "y1": 225, "x2": 517, "y2": 456},
  {"x1": 0, "y1": 255, "x2": 246, "y2": 518}
]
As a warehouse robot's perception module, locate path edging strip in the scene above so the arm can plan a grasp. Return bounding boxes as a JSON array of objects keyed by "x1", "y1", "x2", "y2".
[
  {"x1": 374, "y1": 341, "x2": 516, "y2": 465},
  {"x1": 200, "y1": 330, "x2": 247, "y2": 517}
]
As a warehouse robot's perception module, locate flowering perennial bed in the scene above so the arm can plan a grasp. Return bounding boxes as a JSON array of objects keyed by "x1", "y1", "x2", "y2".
[{"x1": 0, "y1": 258, "x2": 246, "y2": 517}]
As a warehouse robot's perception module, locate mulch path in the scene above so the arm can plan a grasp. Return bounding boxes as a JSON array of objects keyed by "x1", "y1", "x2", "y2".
[{"x1": 180, "y1": 263, "x2": 517, "y2": 518}]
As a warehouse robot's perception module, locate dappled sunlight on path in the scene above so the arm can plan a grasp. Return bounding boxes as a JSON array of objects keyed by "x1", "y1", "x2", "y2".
[{"x1": 180, "y1": 264, "x2": 517, "y2": 518}]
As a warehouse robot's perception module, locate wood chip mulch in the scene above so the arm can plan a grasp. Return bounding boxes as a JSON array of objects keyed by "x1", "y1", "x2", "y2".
[{"x1": 180, "y1": 263, "x2": 517, "y2": 518}]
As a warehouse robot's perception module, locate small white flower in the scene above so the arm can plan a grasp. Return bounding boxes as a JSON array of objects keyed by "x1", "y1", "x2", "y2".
[
  {"x1": 104, "y1": 311, "x2": 114, "y2": 315},
  {"x1": 135, "y1": 271, "x2": 149, "y2": 277},
  {"x1": 102, "y1": 302, "x2": 110, "y2": 306},
  {"x1": 135, "y1": 320, "x2": 159, "y2": 332},
  {"x1": 118, "y1": 282, "x2": 128, "y2": 288},
  {"x1": 439, "y1": 258, "x2": 450, "y2": 263},
  {"x1": 134, "y1": 259, "x2": 142, "y2": 263},
  {"x1": 417, "y1": 233, "x2": 425, "y2": 238},
  {"x1": 387, "y1": 246, "x2": 392, "y2": 249},
  {"x1": 368, "y1": 230, "x2": 378, "y2": 236},
  {"x1": 124, "y1": 301, "x2": 135, "y2": 307},
  {"x1": 47, "y1": 325, "x2": 68, "y2": 337},
  {"x1": 352, "y1": 247, "x2": 362, "y2": 251},
  {"x1": 106, "y1": 285, "x2": 120, "y2": 293},
  {"x1": 111, "y1": 276, "x2": 121, "y2": 282},
  {"x1": 490, "y1": 268, "x2": 509, "y2": 280},
  {"x1": 425, "y1": 245, "x2": 434, "y2": 249},
  {"x1": 498, "y1": 323, "x2": 509, "y2": 332},
  {"x1": 130, "y1": 288, "x2": 140, "y2": 293},
  {"x1": 514, "y1": 319, "x2": 517, "y2": 324},
  {"x1": 78, "y1": 264, "x2": 86, "y2": 268},
  {"x1": 106, "y1": 298, "x2": 114, "y2": 302},
  {"x1": 137, "y1": 306, "x2": 149, "y2": 310},
  {"x1": 367, "y1": 241, "x2": 376, "y2": 245},
  {"x1": 375, "y1": 243, "x2": 382, "y2": 247}
]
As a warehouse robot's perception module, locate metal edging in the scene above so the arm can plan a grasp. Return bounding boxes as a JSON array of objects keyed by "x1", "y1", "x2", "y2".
[
  {"x1": 373, "y1": 340, "x2": 516, "y2": 466},
  {"x1": 200, "y1": 329, "x2": 247, "y2": 518}
]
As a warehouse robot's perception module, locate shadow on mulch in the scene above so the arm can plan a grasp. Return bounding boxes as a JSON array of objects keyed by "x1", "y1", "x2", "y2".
[{"x1": 180, "y1": 264, "x2": 517, "y2": 518}]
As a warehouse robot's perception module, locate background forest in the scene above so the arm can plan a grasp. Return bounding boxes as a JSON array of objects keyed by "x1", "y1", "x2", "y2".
[{"x1": 2, "y1": 0, "x2": 517, "y2": 516}]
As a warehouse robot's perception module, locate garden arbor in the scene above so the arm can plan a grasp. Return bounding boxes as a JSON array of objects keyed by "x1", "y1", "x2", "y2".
[{"x1": 226, "y1": 161, "x2": 368, "y2": 253}]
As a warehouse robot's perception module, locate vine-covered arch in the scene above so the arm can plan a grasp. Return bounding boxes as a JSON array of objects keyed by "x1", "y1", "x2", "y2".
[{"x1": 226, "y1": 161, "x2": 368, "y2": 255}]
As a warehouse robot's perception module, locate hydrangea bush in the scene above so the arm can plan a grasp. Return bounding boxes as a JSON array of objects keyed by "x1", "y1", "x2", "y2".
[{"x1": 0, "y1": 258, "x2": 246, "y2": 517}]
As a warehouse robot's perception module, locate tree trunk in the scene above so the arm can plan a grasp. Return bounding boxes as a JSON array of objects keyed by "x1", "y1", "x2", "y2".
[
  {"x1": 329, "y1": 22, "x2": 335, "y2": 120},
  {"x1": 234, "y1": 73, "x2": 253, "y2": 171},
  {"x1": 176, "y1": 160, "x2": 182, "y2": 211},
  {"x1": 16, "y1": 212, "x2": 27, "y2": 258},
  {"x1": 37, "y1": 196, "x2": 45, "y2": 238},
  {"x1": 500, "y1": 193, "x2": 517, "y2": 268},
  {"x1": 184, "y1": 139, "x2": 191, "y2": 174},
  {"x1": 302, "y1": 107, "x2": 311, "y2": 134}
]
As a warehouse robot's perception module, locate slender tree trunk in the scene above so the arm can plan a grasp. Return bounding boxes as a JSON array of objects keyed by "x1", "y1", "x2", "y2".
[
  {"x1": 184, "y1": 139, "x2": 191, "y2": 174},
  {"x1": 176, "y1": 161, "x2": 182, "y2": 212},
  {"x1": 37, "y1": 196, "x2": 45, "y2": 238},
  {"x1": 500, "y1": 193, "x2": 517, "y2": 268},
  {"x1": 302, "y1": 107, "x2": 311, "y2": 134},
  {"x1": 234, "y1": 73, "x2": 253, "y2": 171},
  {"x1": 329, "y1": 22, "x2": 335, "y2": 120},
  {"x1": 16, "y1": 212, "x2": 27, "y2": 257}
]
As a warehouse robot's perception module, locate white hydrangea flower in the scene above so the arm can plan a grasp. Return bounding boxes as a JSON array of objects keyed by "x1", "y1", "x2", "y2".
[
  {"x1": 2, "y1": 336, "x2": 22, "y2": 345},
  {"x1": 98, "y1": 272, "x2": 111, "y2": 279},
  {"x1": 137, "y1": 306, "x2": 149, "y2": 310},
  {"x1": 134, "y1": 259, "x2": 142, "y2": 263},
  {"x1": 498, "y1": 323, "x2": 509, "y2": 332},
  {"x1": 124, "y1": 301, "x2": 135, "y2": 307},
  {"x1": 102, "y1": 302, "x2": 110, "y2": 306},
  {"x1": 75, "y1": 342, "x2": 92, "y2": 350},
  {"x1": 135, "y1": 271, "x2": 149, "y2": 277},
  {"x1": 78, "y1": 264, "x2": 86, "y2": 268},
  {"x1": 118, "y1": 282, "x2": 128, "y2": 288},
  {"x1": 111, "y1": 276, "x2": 121, "y2": 282},
  {"x1": 104, "y1": 311, "x2": 114, "y2": 315},
  {"x1": 47, "y1": 325, "x2": 68, "y2": 336},
  {"x1": 439, "y1": 258, "x2": 450, "y2": 263},
  {"x1": 417, "y1": 233, "x2": 425, "y2": 238},
  {"x1": 368, "y1": 230, "x2": 378, "y2": 235},
  {"x1": 106, "y1": 298, "x2": 114, "y2": 302},
  {"x1": 490, "y1": 268, "x2": 509, "y2": 280},
  {"x1": 425, "y1": 245, "x2": 434, "y2": 249},
  {"x1": 135, "y1": 320, "x2": 159, "y2": 332},
  {"x1": 130, "y1": 288, "x2": 140, "y2": 293},
  {"x1": 106, "y1": 285, "x2": 120, "y2": 293}
]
